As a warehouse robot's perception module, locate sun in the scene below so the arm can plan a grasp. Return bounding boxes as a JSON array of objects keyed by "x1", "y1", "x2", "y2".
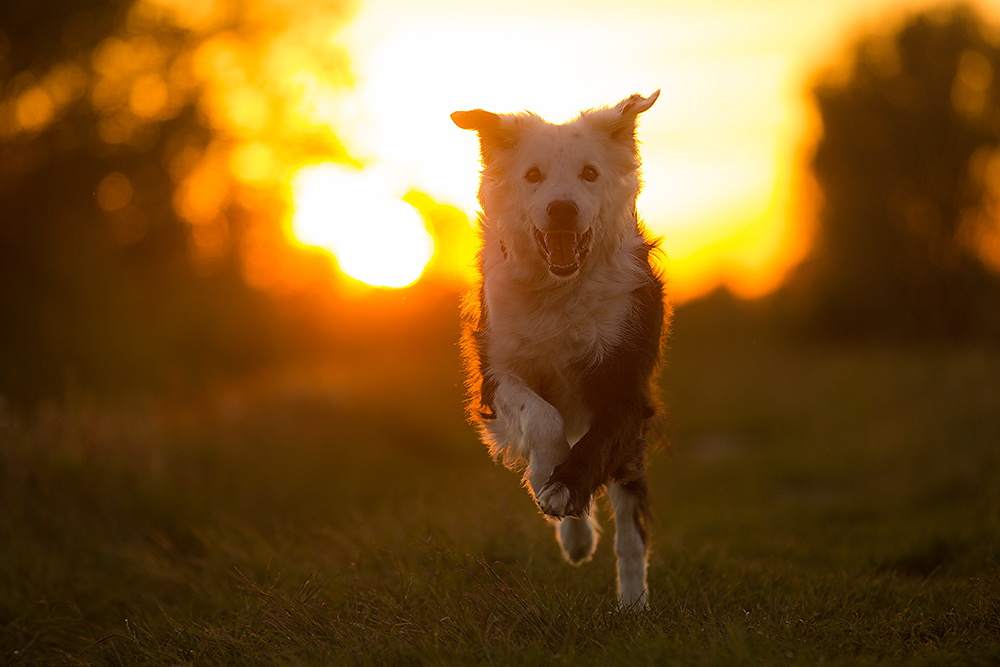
[{"x1": 290, "y1": 163, "x2": 435, "y2": 288}]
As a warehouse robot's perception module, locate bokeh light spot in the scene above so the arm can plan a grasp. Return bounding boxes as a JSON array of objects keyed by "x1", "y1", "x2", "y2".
[
  {"x1": 96, "y1": 171, "x2": 134, "y2": 212},
  {"x1": 16, "y1": 87, "x2": 54, "y2": 133}
]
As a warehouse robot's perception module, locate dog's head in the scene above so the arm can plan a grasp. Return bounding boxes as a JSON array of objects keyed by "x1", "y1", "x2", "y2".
[{"x1": 452, "y1": 91, "x2": 659, "y2": 279}]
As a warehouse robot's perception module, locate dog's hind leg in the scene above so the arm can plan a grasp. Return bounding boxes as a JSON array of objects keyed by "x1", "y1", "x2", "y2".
[
  {"x1": 555, "y1": 500, "x2": 600, "y2": 564},
  {"x1": 609, "y1": 478, "x2": 650, "y2": 610}
]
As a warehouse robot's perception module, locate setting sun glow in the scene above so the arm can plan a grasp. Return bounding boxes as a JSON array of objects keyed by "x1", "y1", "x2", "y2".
[
  {"x1": 318, "y1": 0, "x2": 988, "y2": 300},
  {"x1": 290, "y1": 163, "x2": 435, "y2": 288},
  {"x1": 323, "y1": 1, "x2": 826, "y2": 300},
  {"x1": 56, "y1": 0, "x2": 996, "y2": 298}
]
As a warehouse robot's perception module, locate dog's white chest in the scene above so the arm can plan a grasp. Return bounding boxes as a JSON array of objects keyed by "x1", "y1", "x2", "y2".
[
  {"x1": 484, "y1": 265, "x2": 638, "y2": 444},
  {"x1": 488, "y1": 277, "x2": 629, "y2": 365}
]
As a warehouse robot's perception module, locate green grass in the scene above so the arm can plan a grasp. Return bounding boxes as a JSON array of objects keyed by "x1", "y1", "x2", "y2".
[{"x1": 2, "y1": 312, "x2": 999, "y2": 665}]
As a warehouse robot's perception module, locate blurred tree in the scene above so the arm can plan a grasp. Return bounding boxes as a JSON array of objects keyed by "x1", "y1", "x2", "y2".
[
  {"x1": 785, "y1": 4, "x2": 1000, "y2": 341},
  {"x1": 0, "y1": 0, "x2": 355, "y2": 400}
]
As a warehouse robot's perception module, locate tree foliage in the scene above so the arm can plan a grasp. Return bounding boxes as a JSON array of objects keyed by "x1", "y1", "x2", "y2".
[
  {"x1": 0, "y1": 0, "x2": 354, "y2": 400},
  {"x1": 787, "y1": 4, "x2": 1000, "y2": 341}
]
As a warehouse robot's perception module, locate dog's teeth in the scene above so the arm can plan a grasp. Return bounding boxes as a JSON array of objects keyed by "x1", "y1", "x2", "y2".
[
  {"x1": 543, "y1": 231, "x2": 580, "y2": 267},
  {"x1": 533, "y1": 227, "x2": 594, "y2": 275}
]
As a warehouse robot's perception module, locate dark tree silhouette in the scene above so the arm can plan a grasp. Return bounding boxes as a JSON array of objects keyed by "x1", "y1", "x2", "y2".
[
  {"x1": 0, "y1": 0, "x2": 352, "y2": 400},
  {"x1": 786, "y1": 4, "x2": 1000, "y2": 341}
]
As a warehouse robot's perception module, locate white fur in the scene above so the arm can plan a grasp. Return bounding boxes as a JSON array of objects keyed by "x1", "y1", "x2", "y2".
[
  {"x1": 454, "y1": 91, "x2": 662, "y2": 610},
  {"x1": 474, "y1": 98, "x2": 656, "y2": 494},
  {"x1": 479, "y1": 231, "x2": 651, "y2": 492},
  {"x1": 556, "y1": 505, "x2": 601, "y2": 565},
  {"x1": 610, "y1": 482, "x2": 649, "y2": 609}
]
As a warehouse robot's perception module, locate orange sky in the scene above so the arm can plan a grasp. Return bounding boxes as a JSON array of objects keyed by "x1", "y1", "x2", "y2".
[
  {"x1": 292, "y1": 0, "x2": 1000, "y2": 300},
  {"x1": 42, "y1": 0, "x2": 997, "y2": 299}
]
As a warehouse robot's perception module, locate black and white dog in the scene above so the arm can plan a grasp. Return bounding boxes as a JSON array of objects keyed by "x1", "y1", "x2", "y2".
[{"x1": 452, "y1": 91, "x2": 667, "y2": 608}]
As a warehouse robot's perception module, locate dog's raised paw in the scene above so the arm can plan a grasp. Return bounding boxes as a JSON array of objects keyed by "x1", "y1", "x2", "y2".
[{"x1": 537, "y1": 482, "x2": 572, "y2": 517}]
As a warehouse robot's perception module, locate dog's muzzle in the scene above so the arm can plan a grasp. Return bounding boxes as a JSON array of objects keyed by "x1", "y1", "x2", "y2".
[
  {"x1": 533, "y1": 227, "x2": 593, "y2": 277},
  {"x1": 533, "y1": 199, "x2": 592, "y2": 277}
]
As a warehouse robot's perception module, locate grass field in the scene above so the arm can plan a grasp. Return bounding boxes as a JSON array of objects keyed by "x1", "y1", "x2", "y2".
[{"x1": 2, "y1": 301, "x2": 999, "y2": 665}]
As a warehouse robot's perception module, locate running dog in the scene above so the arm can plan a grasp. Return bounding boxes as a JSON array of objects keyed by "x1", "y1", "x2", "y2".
[{"x1": 452, "y1": 91, "x2": 667, "y2": 608}]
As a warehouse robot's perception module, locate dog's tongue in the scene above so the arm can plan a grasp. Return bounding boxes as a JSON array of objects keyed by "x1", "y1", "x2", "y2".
[{"x1": 544, "y1": 231, "x2": 578, "y2": 267}]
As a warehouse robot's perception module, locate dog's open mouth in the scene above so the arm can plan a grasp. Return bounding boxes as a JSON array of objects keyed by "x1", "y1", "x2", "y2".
[{"x1": 533, "y1": 228, "x2": 593, "y2": 277}]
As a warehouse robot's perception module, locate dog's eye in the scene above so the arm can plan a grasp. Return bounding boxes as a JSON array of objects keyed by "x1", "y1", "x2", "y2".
[
  {"x1": 581, "y1": 166, "x2": 599, "y2": 182},
  {"x1": 524, "y1": 167, "x2": 542, "y2": 183}
]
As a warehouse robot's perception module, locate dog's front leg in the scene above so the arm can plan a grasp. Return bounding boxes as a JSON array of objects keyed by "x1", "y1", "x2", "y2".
[
  {"x1": 539, "y1": 399, "x2": 648, "y2": 518},
  {"x1": 488, "y1": 374, "x2": 571, "y2": 506}
]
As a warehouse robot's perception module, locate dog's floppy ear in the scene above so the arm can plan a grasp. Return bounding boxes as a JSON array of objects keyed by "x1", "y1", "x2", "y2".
[
  {"x1": 606, "y1": 89, "x2": 660, "y2": 143},
  {"x1": 451, "y1": 109, "x2": 512, "y2": 163},
  {"x1": 451, "y1": 109, "x2": 500, "y2": 133}
]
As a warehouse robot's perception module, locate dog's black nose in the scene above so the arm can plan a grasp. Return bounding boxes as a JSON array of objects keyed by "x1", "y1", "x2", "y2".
[{"x1": 547, "y1": 200, "x2": 578, "y2": 229}]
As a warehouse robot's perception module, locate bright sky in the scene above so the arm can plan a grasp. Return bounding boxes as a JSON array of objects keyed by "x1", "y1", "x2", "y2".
[
  {"x1": 14, "y1": 0, "x2": 996, "y2": 297},
  {"x1": 294, "y1": 0, "x2": 1000, "y2": 300}
]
